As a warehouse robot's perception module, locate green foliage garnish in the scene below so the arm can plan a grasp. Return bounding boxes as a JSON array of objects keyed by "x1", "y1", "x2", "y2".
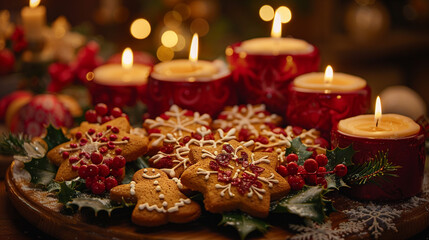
[
  {"x1": 66, "y1": 195, "x2": 135, "y2": 216},
  {"x1": 0, "y1": 132, "x2": 30, "y2": 155},
  {"x1": 24, "y1": 156, "x2": 58, "y2": 186},
  {"x1": 325, "y1": 145, "x2": 355, "y2": 171},
  {"x1": 122, "y1": 156, "x2": 150, "y2": 184},
  {"x1": 43, "y1": 124, "x2": 69, "y2": 151},
  {"x1": 345, "y1": 151, "x2": 400, "y2": 185},
  {"x1": 219, "y1": 212, "x2": 269, "y2": 240},
  {"x1": 286, "y1": 138, "x2": 313, "y2": 165}
]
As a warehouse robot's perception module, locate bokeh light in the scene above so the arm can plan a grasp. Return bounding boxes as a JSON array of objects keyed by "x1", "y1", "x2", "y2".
[
  {"x1": 173, "y1": 33, "x2": 186, "y2": 51},
  {"x1": 259, "y1": 5, "x2": 274, "y2": 21},
  {"x1": 174, "y1": 3, "x2": 191, "y2": 20},
  {"x1": 277, "y1": 6, "x2": 292, "y2": 23},
  {"x1": 164, "y1": 11, "x2": 182, "y2": 28},
  {"x1": 130, "y1": 18, "x2": 151, "y2": 39},
  {"x1": 157, "y1": 46, "x2": 174, "y2": 62},
  {"x1": 161, "y1": 30, "x2": 178, "y2": 48},
  {"x1": 190, "y1": 18, "x2": 209, "y2": 36}
]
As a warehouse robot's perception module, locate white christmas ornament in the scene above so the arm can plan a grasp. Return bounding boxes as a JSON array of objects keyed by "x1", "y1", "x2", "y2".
[{"x1": 379, "y1": 86, "x2": 427, "y2": 120}]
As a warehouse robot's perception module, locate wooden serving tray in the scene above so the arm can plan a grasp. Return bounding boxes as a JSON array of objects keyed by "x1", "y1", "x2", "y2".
[{"x1": 5, "y1": 165, "x2": 429, "y2": 240}]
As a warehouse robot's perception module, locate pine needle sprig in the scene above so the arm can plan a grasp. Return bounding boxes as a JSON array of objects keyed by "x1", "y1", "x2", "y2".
[
  {"x1": 344, "y1": 151, "x2": 401, "y2": 185},
  {"x1": 0, "y1": 132, "x2": 30, "y2": 156}
]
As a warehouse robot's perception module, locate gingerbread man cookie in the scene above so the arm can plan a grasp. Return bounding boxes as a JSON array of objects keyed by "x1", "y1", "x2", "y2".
[
  {"x1": 181, "y1": 140, "x2": 290, "y2": 218},
  {"x1": 212, "y1": 104, "x2": 282, "y2": 142},
  {"x1": 143, "y1": 105, "x2": 211, "y2": 154},
  {"x1": 110, "y1": 168, "x2": 201, "y2": 227},
  {"x1": 47, "y1": 117, "x2": 148, "y2": 181}
]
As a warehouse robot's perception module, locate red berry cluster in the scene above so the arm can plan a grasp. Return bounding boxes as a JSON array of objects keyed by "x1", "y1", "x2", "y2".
[
  {"x1": 85, "y1": 103, "x2": 128, "y2": 124},
  {"x1": 276, "y1": 153, "x2": 347, "y2": 191}
]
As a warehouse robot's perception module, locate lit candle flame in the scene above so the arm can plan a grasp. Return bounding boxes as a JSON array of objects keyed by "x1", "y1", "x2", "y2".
[
  {"x1": 324, "y1": 65, "x2": 333, "y2": 84},
  {"x1": 375, "y1": 96, "x2": 382, "y2": 127},
  {"x1": 30, "y1": 0, "x2": 41, "y2": 8},
  {"x1": 271, "y1": 10, "x2": 282, "y2": 38},
  {"x1": 122, "y1": 48, "x2": 133, "y2": 70},
  {"x1": 189, "y1": 33, "x2": 199, "y2": 63}
]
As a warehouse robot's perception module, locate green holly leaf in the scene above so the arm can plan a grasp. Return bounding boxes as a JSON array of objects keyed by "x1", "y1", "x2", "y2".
[
  {"x1": 271, "y1": 186, "x2": 330, "y2": 223},
  {"x1": 325, "y1": 174, "x2": 349, "y2": 190},
  {"x1": 66, "y1": 195, "x2": 134, "y2": 216},
  {"x1": 286, "y1": 138, "x2": 313, "y2": 165},
  {"x1": 122, "y1": 156, "x2": 150, "y2": 184},
  {"x1": 0, "y1": 132, "x2": 30, "y2": 156},
  {"x1": 24, "y1": 157, "x2": 58, "y2": 186},
  {"x1": 219, "y1": 211, "x2": 269, "y2": 240},
  {"x1": 58, "y1": 181, "x2": 78, "y2": 204},
  {"x1": 43, "y1": 124, "x2": 69, "y2": 151},
  {"x1": 325, "y1": 145, "x2": 355, "y2": 172}
]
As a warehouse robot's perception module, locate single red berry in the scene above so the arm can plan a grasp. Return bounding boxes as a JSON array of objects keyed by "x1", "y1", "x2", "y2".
[
  {"x1": 298, "y1": 166, "x2": 307, "y2": 175},
  {"x1": 288, "y1": 175, "x2": 305, "y2": 190},
  {"x1": 87, "y1": 164, "x2": 99, "y2": 177},
  {"x1": 334, "y1": 164, "x2": 348, "y2": 177},
  {"x1": 111, "y1": 107, "x2": 122, "y2": 118},
  {"x1": 122, "y1": 136, "x2": 130, "y2": 141},
  {"x1": 85, "y1": 110, "x2": 97, "y2": 123},
  {"x1": 85, "y1": 176, "x2": 95, "y2": 189},
  {"x1": 88, "y1": 128, "x2": 96, "y2": 135},
  {"x1": 305, "y1": 174, "x2": 317, "y2": 185},
  {"x1": 160, "y1": 113, "x2": 170, "y2": 120},
  {"x1": 115, "y1": 148, "x2": 122, "y2": 155},
  {"x1": 106, "y1": 125, "x2": 112, "y2": 130},
  {"x1": 91, "y1": 180, "x2": 106, "y2": 194},
  {"x1": 99, "y1": 147, "x2": 108, "y2": 154},
  {"x1": 101, "y1": 116, "x2": 111, "y2": 123},
  {"x1": 95, "y1": 103, "x2": 108, "y2": 116},
  {"x1": 90, "y1": 152, "x2": 103, "y2": 164},
  {"x1": 100, "y1": 137, "x2": 108, "y2": 142},
  {"x1": 109, "y1": 134, "x2": 117, "y2": 141},
  {"x1": 104, "y1": 157, "x2": 113, "y2": 168},
  {"x1": 62, "y1": 151, "x2": 69, "y2": 159},
  {"x1": 148, "y1": 128, "x2": 161, "y2": 134},
  {"x1": 111, "y1": 126, "x2": 119, "y2": 133},
  {"x1": 75, "y1": 132, "x2": 82, "y2": 139},
  {"x1": 78, "y1": 165, "x2": 88, "y2": 178},
  {"x1": 184, "y1": 110, "x2": 194, "y2": 116},
  {"x1": 277, "y1": 165, "x2": 289, "y2": 177},
  {"x1": 263, "y1": 147, "x2": 274, "y2": 152},
  {"x1": 255, "y1": 136, "x2": 269, "y2": 144},
  {"x1": 111, "y1": 168, "x2": 123, "y2": 178},
  {"x1": 315, "y1": 154, "x2": 328, "y2": 167},
  {"x1": 209, "y1": 161, "x2": 219, "y2": 171},
  {"x1": 317, "y1": 167, "x2": 327, "y2": 177},
  {"x1": 217, "y1": 114, "x2": 227, "y2": 120},
  {"x1": 182, "y1": 136, "x2": 191, "y2": 144},
  {"x1": 316, "y1": 177, "x2": 328, "y2": 188},
  {"x1": 191, "y1": 132, "x2": 202, "y2": 140},
  {"x1": 286, "y1": 153, "x2": 299, "y2": 163},
  {"x1": 105, "y1": 176, "x2": 118, "y2": 191},
  {"x1": 204, "y1": 133, "x2": 215, "y2": 140},
  {"x1": 71, "y1": 165, "x2": 79, "y2": 171},
  {"x1": 160, "y1": 145, "x2": 174, "y2": 154},
  {"x1": 304, "y1": 159, "x2": 319, "y2": 173},
  {"x1": 98, "y1": 164, "x2": 110, "y2": 177},
  {"x1": 222, "y1": 144, "x2": 234, "y2": 153},
  {"x1": 272, "y1": 127, "x2": 287, "y2": 136},
  {"x1": 292, "y1": 126, "x2": 303, "y2": 136},
  {"x1": 287, "y1": 162, "x2": 299, "y2": 175},
  {"x1": 314, "y1": 137, "x2": 329, "y2": 148},
  {"x1": 112, "y1": 156, "x2": 126, "y2": 169},
  {"x1": 307, "y1": 148, "x2": 318, "y2": 159},
  {"x1": 69, "y1": 156, "x2": 79, "y2": 164},
  {"x1": 70, "y1": 143, "x2": 77, "y2": 148},
  {"x1": 107, "y1": 141, "x2": 115, "y2": 149},
  {"x1": 238, "y1": 128, "x2": 251, "y2": 141}
]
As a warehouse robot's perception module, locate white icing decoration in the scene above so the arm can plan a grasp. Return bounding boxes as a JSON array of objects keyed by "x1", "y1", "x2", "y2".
[
  {"x1": 152, "y1": 169, "x2": 155, "y2": 173},
  {"x1": 215, "y1": 183, "x2": 235, "y2": 197},
  {"x1": 172, "y1": 177, "x2": 183, "y2": 189},
  {"x1": 166, "y1": 198, "x2": 192, "y2": 213},
  {"x1": 153, "y1": 180, "x2": 159, "y2": 185},
  {"x1": 162, "y1": 201, "x2": 168, "y2": 207},
  {"x1": 130, "y1": 181, "x2": 136, "y2": 196},
  {"x1": 142, "y1": 173, "x2": 161, "y2": 179},
  {"x1": 144, "y1": 169, "x2": 148, "y2": 173},
  {"x1": 159, "y1": 194, "x2": 165, "y2": 200},
  {"x1": 197, "y1": 168, "x2": 217, "y2": 180},
  {"x1": 155, "y1": 186, "x2": 161, "y2": 192}
]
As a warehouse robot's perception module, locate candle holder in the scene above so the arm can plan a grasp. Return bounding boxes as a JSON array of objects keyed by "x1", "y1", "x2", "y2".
[
  {"x1": 226, "y1": 42, "x2": 320, "y2": 115},
  {"x1": 146, "y1": 70, "x2": 236, "y2": 118},
  {"x1": 286, "y1": 85, "x2": 371, "y2": 139},
  {"x1": 331, "y1": 128, "x2": 426, "y2": 201},
  {"x1": 88, "y1": 81, "x2": 146, "y2": 108}
]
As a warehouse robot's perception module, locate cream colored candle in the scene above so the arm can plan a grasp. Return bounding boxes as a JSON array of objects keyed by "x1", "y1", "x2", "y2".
[
  {"x1": 293, "y1": 65, "x2": 367, "y2": 92},
  {"x1": 21, "y1": 0, "x2": 46, "y2": 41},
  {"x1": 94, "y1": 48, "x2": 150, "y2": 86},
  {"x1": 151, "y1": 33, "x2": 229, "y2": 82},
  {"x1": 338, "y1": 97, "x2": 420, "y2": 138}
]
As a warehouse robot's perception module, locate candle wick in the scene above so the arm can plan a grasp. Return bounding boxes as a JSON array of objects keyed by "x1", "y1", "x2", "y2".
[{"x1": 376, "y1": 119, "x2": 379, "y2": 127}]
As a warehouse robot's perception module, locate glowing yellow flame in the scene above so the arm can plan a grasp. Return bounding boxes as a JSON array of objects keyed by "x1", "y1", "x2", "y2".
[
  {"x1": 324, "y1": 65, "x2": 333, "y2": 84},
  {"x1": 189, "y1": 33, "x2": 199, "y2": 63},
  {"x1": 122, "y1": 48, "x2": 133, "y2": 70},
  {"x1": 375, "y1": 96, "x2": 382, "y2": 126},
  {"x1": 271, "y1": 10, "x2": 282, "y2": 38},
  {"x1": 30, "y1": 0, "x2": 41, "y2": 8},
  {"x1": 259, "y1": 5, "x2": 274, "y2": 22}
]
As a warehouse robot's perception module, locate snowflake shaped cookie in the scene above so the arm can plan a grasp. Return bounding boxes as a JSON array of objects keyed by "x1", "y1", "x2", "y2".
[
  {"x1": 289, "y1": 220, "x2": 364, "y2": 240},
  {"x1": 181, "y1": 140, "x2": 290, "y2": 218},
  {"x1": 149, "y1": 127, "x2": 238, "y2": 178},
  {"x1": 212, "y1": 104, "x2": 282, "y2": 141},
  {"x1": 110, "y1": 168, "x2": 201, "y2": 226},
  {"x1": 47, "y1": 117, "x2": 148, "y2": 181},
  {"x1": 143, "y1": 105, "x2": 211, "y2": 153}
]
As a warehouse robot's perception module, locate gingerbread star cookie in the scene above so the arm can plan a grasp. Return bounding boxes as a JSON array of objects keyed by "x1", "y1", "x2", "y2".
[
  {"x1": 149, "y1": 127, "x2": 238, "y2": 178},
  {"x1": 254, "y1": 126, "x2": 328, "y2": 164},
  {"x1": 110, "y1": 168, "x2": 201, "y2": 227},
  {"x1": 143, "y1": 105, "x2": 212, "y2": 154},
  {"x1": 47, "y1": 117, "x2": 148, "y2": 181},
  {"x1": 212, "y1": 104, "x2": 282, "y2": 142},
  {"x1": 181, "y1": 140, "x2": 290, "y2": 218}
]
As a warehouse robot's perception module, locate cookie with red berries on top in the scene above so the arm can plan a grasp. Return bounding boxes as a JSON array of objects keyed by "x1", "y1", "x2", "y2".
[
  {"x1": 253, "y1": 126, "x2": 329, "y2": 164},
  {"x1": 47, "y1": 117, "x2": 148, "y2": 194},
  {"x1": 143, "y1": 105, "x2": 212, "y2": 155},
  {"x1": 212, "y1": 104, "x2": 282, "y2": 142}
]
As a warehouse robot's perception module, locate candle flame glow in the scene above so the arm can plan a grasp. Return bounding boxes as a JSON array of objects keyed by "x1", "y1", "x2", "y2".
[
  {"x1": 375, "y1": 96, "x2": 382, "y2": 126},
  {"x1": 189, "y1": 33, "x2": 199, "y2": 63},
  {"x1": 324, "y1": 65, "x2": 333, "y2": 84},
  {"x1": 122, "y1": 48, "x2": 133, "y2": 70},
  {"x1": 30, "y1": 0, "x2": 41, "y2": 8},
  {"x1": 271, "y1": 10, "x2": 282, "y2": 38}
]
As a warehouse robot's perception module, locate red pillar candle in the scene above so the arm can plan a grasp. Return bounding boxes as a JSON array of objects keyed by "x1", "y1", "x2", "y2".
[
  {"x1": 146, "y1": 34, "x2": 236, "y2": 117},
  {"x1": 331, "y1": 100, "x2": 425, "y2": 200},
  {"x1": 89, "y1": 48, "x2": 151, "y2": 107},
  {"x1": 225, "y1": 11, "x2": 319, "y2": 115},
  {"x1": 286, "y1": 66, "x2": 371, "y2": 139}
]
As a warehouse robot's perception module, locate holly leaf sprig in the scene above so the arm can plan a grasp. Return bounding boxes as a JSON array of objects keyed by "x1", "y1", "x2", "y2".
[
  {"x1": 24, "y1": 156, "x2": 58, "y2": 186},
  {"x1": 43, "y1": 124, "x2": 69, "y2": 151},
  {"x1": 286, "y1": 138, "x2": 313, "y2": 165},
  {"x1": 219, "y1": 212, "x2": 270, "y2": 240},
  {"x1": 0, "y1": 132, "x2": 30, "y2": 156},
  {"x1": 344, "y1": 151, "x2": 400, "y2": 186},
  {"x1": 324, "y1": 145, "x2": 355, "y2": 190}
]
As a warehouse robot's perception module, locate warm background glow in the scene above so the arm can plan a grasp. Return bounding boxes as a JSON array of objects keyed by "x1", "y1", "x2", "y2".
[{"x1": 130, "y1": 18, "x2": 151, "y2": 39}]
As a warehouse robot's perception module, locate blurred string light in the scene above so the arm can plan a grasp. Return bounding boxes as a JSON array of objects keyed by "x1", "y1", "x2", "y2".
[
  {"x1": 157, "y1": 45, "x2": 174, "y2": 62},
  {"x1": 161, "y1": 30, "x2": 178, "y2": 48},
  {"x1": 130, "y1": 18, "x2": 151, "y2": 39},
  {"x1": 259, "y1": 5, "x2": 292, "y2": 23},
  {"x1": 190, "y1": 18, "x2": 209, "y2": 36}
]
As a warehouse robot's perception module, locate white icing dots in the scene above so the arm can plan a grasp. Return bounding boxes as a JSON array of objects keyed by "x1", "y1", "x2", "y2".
[
  {"x1": 159, "y1": 194, "x2": 165, "y2": 200},
  {"x1": 162, "y1": 201, "x2": 168, "y2": 207},
  {"x1": 130, "y1": 181, "x2": 136, "y2": 196},
  {"x1": 155, "y1": 186, "x2": 162, "y2": 192},
  {"x1": 153, "y1": 180, "x2": 159, "y2": 185}
]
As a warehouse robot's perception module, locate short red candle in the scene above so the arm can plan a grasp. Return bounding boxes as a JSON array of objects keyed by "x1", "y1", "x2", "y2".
[
  {"x1": 226, "y1": 41, "x2": 319, "y2": 115},
  {"x1": 331, "y1": 128, "x2": 426, "y2": 201}
]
